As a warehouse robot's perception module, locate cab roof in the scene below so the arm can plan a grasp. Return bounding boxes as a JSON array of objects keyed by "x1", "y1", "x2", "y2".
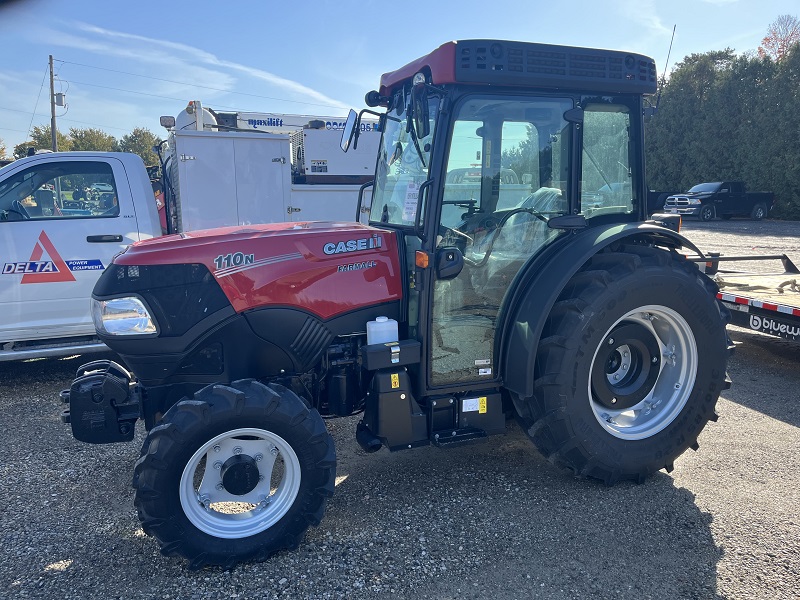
[{"x1": 379, "y1": 40, "x2": 657, "y2": 97}]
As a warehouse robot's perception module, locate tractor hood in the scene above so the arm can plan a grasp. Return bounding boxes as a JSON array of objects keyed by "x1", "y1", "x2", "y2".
[{"x1": 113, "y1": 221, "x2": 403, "y2": 319}]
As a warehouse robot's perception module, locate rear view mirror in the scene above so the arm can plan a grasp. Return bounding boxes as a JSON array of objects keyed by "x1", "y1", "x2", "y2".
[{"x1": 340, "y1": 110, "x2": 358, "y2": 152}]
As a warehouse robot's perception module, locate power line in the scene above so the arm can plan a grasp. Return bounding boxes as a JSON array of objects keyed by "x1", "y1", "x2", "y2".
[
  {"x1": 57, "y1": 59, "x2": 347, "y2": 111},
  {"x1": 28, "y1": 64, "x2": 48, "y2": 139},
  {"x1": 1, "y1": 105, "x2": 142, "y2": 133}
]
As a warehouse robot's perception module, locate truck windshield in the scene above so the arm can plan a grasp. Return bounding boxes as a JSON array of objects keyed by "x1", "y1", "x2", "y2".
[
  {"x1": 369, "y1": 94, "x2": 439, "y2": 225},
  {"x1": 688, "y1": 183, "x2": 721, "y2": 193}
]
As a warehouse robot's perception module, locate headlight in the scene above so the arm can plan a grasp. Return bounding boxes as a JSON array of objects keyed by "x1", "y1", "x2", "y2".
[
  {"x1": 91, "y1": 297, "x2": 157, "y2": 336},
  {"x1": 688, "y1": 198, "x2": 701, "y2": 205}
]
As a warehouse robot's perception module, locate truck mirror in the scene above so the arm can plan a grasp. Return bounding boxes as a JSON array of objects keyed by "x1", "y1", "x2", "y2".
[
  {"x1": 340, "y1": 110, "x2": 358, "y2": 152},
  {"x1": 411, "y1": 85, "x2": 430, "y2": 139},
  {"x1": 160, "y1": 116, "x2": 176, "y2": 129}
]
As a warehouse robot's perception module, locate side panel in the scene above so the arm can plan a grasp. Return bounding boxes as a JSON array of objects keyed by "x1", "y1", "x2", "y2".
[
  {"x1": 298, "y1": 128, "x2": 380, "y2": 180},
  {"x1": 0, "y1": 156, "x2": 143, "y2": 344},
  {"x1": 233, "y1": 135, "x2": 289, "y2": 225},
  {"x1": 174, "y1": 133, "x2": 240, "y2": 231},
  {"x1": 173, "y1": 131, "x2": 296, "y2": 231},
  {"x1": 289, "y1": 184, "x2": 373, "y2": 223}
]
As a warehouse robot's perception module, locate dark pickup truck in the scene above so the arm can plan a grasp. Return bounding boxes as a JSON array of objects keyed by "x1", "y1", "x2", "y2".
[{"x1": 663, "y1": 181, "x2": 774, "y2": 221}]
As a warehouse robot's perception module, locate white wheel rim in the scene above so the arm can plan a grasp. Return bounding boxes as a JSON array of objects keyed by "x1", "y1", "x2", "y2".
[
  {"x1": 179, "y1": 427, "x2": 301, "y2": 539},
  {"x1": 588, "y1": 305, "x2": 698, "y2": 440}
]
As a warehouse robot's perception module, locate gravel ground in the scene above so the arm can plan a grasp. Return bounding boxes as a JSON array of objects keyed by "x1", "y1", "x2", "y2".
[{"x1": 1, "y1": 219, "x2": 799, "y2": 599}]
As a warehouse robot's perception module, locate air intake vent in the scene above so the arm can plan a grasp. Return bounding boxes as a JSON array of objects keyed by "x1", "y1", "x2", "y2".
[
  {"x1": 455, "y1": 40, "x2": 657, "y2": 94},
  {"x1": 290, "y1": 318, "x2": 333, "y2": 370}
]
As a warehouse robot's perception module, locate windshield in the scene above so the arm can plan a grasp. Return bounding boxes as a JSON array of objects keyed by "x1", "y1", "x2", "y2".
[
  {"x1": 688, "y1": 183, "x2": 720, "y2": 193},
  {"x1": 369, "y1": 92, "x2": 439, "y2": 225}
]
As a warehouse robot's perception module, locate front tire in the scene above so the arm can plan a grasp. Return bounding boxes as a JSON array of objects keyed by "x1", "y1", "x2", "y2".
[
  {"x1": 516, "y1": 246, "x2": 728, "y2": 484},
  {"x1": 132, "y1": 380, "x2": 335, "y2": 568},
  {"x1": 699, "y1": 205, "x2": 715, "y2": 221}
]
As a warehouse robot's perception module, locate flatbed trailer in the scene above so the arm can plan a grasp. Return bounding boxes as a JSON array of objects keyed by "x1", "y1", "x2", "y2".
[{"x1": 701, "y1": 254, "x2": 800, "y2": 341}]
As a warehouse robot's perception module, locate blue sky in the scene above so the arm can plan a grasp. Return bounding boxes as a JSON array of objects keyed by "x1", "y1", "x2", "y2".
[{"x1": 0, "y1": 0, "x2": 797, "y2": 154}]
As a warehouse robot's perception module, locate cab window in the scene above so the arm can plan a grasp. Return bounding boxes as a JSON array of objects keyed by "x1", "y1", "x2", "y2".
[
  {"x1": 580, "y1": 104, "x2": 635, "y2": 219},
  {"x1": 0, "y1": 161, "x2": 119, "y2": 221}
]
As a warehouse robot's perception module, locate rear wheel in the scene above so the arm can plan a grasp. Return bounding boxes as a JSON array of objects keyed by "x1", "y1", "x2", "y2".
[
  {"x1": 699, "y1": 205, "x2": 715, "y2": 221},
  {"x1": 750, "y1": 203, "x2": 767, "y2": 221},
  {"x1": 133, "y1": 380, "x2": 335, "y2": 568},
  {"x1": 516, "y1": 246, "x2": 729, "y2": 483}
]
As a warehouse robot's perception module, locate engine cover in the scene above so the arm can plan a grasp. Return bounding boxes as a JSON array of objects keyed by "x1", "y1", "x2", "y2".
[{"x1": 112, "y1": 222, "x2": 402, "y2": 320}]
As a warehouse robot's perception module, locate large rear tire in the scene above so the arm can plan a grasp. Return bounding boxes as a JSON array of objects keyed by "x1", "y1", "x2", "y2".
[
  {"x1": 132, "y1": 380, "x2": 335, "y2": 568},
  {"x1": 515, "y1": 246, "x2": 729, "y2": 484}
]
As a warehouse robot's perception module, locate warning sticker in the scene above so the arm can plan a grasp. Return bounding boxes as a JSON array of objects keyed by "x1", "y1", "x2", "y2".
[
  {"x1": 462, "y1": 397, "x2": 488, "y2": 414},
  {"x1": 402, "y1": 182, "x2": 419, "y2": 222},
  {"x1": 390, "y1": 373, "x2": 400, "y2": 389}
]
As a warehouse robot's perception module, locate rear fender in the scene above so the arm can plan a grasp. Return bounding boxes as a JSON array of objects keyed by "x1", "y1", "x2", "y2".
[{"x1": 500, "y1": 223, "x2": 703, "y2": 399}]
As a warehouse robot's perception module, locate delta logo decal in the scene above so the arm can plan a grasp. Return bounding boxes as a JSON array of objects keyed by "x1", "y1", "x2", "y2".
[{"x1": 2, "y1": 231, "x2": 104, "y2": 284}]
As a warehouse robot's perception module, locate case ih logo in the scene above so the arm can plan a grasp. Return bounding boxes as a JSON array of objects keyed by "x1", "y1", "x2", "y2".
[{"x1": 323, "y1": 235, "x2": 382, "y2": 255}]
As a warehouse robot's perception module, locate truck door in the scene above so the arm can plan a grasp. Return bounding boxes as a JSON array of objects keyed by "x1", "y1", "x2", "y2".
[
  {"x1": 724, "y1": 182, "x2": 745, "y2": 215},
  {"x1": 0, "y1": 157, "x2": 141, "y2": 345}
]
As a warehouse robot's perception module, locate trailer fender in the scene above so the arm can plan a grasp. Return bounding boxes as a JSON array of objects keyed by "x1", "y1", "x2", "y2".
[{"x1": 500, "y1": 223, "x2": 703, "y2": 399}]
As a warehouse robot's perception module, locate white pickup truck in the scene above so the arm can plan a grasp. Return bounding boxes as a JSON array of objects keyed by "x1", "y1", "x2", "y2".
[
  {"x1": 0, "y1": 128, "x2": 376, "y2": 361},
  {"x1": 0, "y1": 152, "x2": 161, "y2": 360}
]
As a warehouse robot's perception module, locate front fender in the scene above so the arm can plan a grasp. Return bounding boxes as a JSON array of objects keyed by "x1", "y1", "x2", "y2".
[{"x1": 499, "y1": 222, "x2": 704, "y2": 399}]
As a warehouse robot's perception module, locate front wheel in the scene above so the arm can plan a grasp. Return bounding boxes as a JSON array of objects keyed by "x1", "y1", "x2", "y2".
[
  {"x1": 133, "y1": 380, "x2": 335, "y2": 568},
  {"x1": 516, "y1": 246, "x2": 729, "y2": 484},
  {"x1": 699, "y1": 205, "x2": 715, "y2": 221}
]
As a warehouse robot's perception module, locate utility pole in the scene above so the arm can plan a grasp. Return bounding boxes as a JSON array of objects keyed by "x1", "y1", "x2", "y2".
[{"x1": 49, "y1": 54, "x2": 57, "y2": 152}]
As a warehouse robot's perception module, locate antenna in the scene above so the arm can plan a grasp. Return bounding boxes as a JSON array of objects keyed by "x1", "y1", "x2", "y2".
[{"x1": 655, "y1": 25, "x2": 677, "y2": 110}]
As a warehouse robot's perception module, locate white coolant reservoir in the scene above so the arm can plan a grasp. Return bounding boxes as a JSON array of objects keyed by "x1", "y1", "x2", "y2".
[{"x1": 367, "y1": 316, "x2": 398, "y2": 345}]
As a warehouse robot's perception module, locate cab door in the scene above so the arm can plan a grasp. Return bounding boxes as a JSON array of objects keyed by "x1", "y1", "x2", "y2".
[
  {"x1": 428, "y1": 96, "x2": 572, "y2": 388},
  {"x1": 0, "y1": 156, "x2": 142, "y2": 345}
]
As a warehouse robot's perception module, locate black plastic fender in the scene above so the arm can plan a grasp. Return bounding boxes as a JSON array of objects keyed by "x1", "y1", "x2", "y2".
[{"x1": 499, "y1": 222, "x2": 705, "y2": 399}]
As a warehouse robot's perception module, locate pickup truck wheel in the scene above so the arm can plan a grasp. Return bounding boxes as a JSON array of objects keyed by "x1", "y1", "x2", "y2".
[
  {"x1": 517, "y1": 246, "x2": 728, "y2": 484},
  {"x1": 750, "y1": 203, "x2": 767, "y2": 221},
  {"x1": 132, "y1": 380, "x2": 335, "y2": 569},
  {"x1": 699, "y1": 205, "x2": 715, "y2": 221}
]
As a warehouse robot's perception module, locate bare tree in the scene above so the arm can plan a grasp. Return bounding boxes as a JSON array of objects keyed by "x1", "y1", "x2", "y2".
[{"x1": 758, "y1": 14, "x2": 800, "y2": 61}]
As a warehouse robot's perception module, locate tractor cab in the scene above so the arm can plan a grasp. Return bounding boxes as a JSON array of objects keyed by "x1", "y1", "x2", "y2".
[{"x1": 342, "y1": 40, "x2": 655, "y2": 400}]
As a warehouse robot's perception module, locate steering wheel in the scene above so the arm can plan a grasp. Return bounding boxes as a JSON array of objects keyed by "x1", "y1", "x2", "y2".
[
  {"x1": 462, "y1": 207, "x2": 550, "y2": 268},
  {"x1": 7, "y1": 200, "x2": 31, "y2": 220}
]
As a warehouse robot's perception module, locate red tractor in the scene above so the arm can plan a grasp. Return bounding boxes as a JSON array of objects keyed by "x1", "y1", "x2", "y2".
[{"x1": 62, "y1": 40, "x2": 730, "y2": 568}]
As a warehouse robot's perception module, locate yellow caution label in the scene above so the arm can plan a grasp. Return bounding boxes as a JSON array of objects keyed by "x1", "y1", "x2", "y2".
[
  {"x1": 391, "y1": 373, "x2": 400, "y2": 389},
  {"x1": 479, "y1": 397, "x2": 487, "y2": 414}
]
